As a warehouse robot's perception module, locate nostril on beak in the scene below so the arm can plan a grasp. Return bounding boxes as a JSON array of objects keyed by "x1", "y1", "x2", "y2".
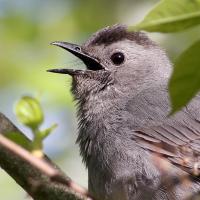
[{"x1": 75, "y1": 46, "x2": 81, "y2": 51}]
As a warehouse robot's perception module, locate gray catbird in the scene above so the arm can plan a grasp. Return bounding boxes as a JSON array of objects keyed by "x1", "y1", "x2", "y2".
[{"x1": 48, "y1": 25, "x2": 200, "y2": 200}]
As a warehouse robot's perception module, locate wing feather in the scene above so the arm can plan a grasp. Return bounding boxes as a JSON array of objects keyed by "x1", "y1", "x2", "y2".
[{"x1": 127, "y1": 87, "x2": 200, "y2": 175}]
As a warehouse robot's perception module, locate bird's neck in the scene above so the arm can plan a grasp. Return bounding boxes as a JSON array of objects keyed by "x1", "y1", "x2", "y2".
[
  {"x1": 76, "y1": 87, "x2": 125, "y2": 166},
  {"x1": 75, "y1": 81, "x2": 169, "y2": 167}
]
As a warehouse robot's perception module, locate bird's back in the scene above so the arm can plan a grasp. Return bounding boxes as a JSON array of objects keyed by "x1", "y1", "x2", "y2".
[{"x1": 124, "y1": 84, "x2": 200, "y2": 199}]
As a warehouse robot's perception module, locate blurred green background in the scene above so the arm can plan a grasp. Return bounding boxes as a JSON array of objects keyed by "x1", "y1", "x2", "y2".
[{"x1": 1, "y1": 0, "x2": 200, "y2": 199}]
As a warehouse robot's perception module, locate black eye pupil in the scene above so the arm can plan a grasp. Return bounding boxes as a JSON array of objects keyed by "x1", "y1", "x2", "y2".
[{"x1": 111, "y1": 52, "x2": 125, "y2": 65}]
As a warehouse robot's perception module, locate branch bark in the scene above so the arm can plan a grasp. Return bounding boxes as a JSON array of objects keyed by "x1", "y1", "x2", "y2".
[{"x1": 0, "y1": 113, "x2": 90, "y2": 200}]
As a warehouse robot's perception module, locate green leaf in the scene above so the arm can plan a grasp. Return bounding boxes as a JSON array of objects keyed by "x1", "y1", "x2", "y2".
[
  {"x1": 39, "y1": 124, "x2": 57, "y2": 140},
  {"x1": 169, "y1": 40, "x2": 200, "y2": 113},
  {"x1": 130, "y1": 0, "x2": 200, "y2": 33},
  {"x1": 6, "y1": 132, "x2": 31, "y2": 150},
  {"x1": 14, "y1": 96, "x2": 44, "y2": 130}
]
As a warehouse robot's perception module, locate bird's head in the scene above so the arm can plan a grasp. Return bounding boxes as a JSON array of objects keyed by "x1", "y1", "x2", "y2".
[{"x1": 48, "y1": 25, "x2": 171, "y2": 101}]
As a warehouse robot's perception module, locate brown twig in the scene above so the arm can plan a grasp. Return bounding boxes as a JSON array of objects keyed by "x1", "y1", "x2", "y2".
[{"x1": 0, "y1": 112, "x2": 92, "y2": 200}]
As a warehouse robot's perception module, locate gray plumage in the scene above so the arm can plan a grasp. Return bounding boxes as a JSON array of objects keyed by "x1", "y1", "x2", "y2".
[{"x1": 49, "y1": 25, "x2": 200, "y2": 200}]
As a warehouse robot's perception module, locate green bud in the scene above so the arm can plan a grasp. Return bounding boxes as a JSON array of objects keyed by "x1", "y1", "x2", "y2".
[{"x1": 15, "y1": 96, "x2": 44, "y2": 130}]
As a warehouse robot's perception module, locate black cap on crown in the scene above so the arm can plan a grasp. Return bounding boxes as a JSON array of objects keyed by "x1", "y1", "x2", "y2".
[{"x1": 84, "y1": 24, "x2": 155, "y2": 47}]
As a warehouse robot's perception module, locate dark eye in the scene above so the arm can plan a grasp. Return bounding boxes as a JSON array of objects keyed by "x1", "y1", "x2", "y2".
[{"x1": 110, "y1": 52, "x2": 125, "y2": 65}]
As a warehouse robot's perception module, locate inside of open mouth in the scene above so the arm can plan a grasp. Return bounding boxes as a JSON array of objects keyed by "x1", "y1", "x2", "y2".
[{"x1": 83, "y1": 57, "x2": 104, "y2": 71}]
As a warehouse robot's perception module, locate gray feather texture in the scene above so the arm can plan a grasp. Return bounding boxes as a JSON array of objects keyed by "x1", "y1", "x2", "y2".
[{"x1": 53, "y1": 25, "x2": 200, "y2": 200}]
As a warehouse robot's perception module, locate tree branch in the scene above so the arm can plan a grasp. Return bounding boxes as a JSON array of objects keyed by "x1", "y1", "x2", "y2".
[{"x1": 0, "y1": 113, "x2": 91, "y2": 200}]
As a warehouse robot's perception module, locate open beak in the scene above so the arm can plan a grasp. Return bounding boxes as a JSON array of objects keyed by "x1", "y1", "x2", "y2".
[{"x1": 47, "y1": 41, "x2": 103, "y2": 75}]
